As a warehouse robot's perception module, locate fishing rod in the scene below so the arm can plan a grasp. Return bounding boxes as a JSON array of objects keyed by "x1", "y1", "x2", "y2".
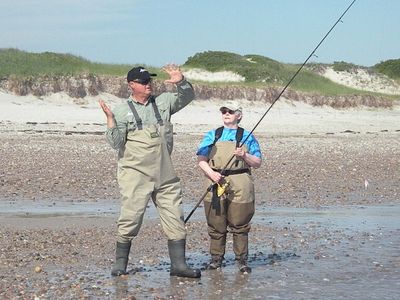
[{"x1": 184, "y1": 0, "x2": 357, "y2": 224}]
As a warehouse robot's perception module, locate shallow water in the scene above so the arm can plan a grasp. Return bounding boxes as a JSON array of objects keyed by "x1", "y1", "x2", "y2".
[
  {"x1": 1, "y1": 199, "x2": 399, "y2": 231},
  {"x1": 0, "y1": 199, "x2": 118, "y2": 217},
  {"x1": 1, "y1": 200, "x2": 399, "y2": 299},
  {"x1": 255, "y1": 204, "x2": 400, "y2": 231}
]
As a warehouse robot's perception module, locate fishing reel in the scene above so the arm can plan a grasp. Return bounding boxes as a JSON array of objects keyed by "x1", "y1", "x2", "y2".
[{"x1": 216, "y1": 179, "x2": 230, "y2": 197}]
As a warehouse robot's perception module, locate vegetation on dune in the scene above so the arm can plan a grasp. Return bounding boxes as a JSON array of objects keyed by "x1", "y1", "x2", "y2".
[
  {"x1": 185, "y1": 51, "x2": 291, "y2": 83},
  {"x1": 0, "y1": 48, "x2": 157, "y2": 78},
  {"x1": 0, "y1": 48, "x2": 398, "y2": 97},
  {"x1": 184, "y1": 51, "x2": 364, "y2": 95},
  {"x1": 332, "y1": 61, "x2": 359, "y2": 72},
  {"x1": 373, "y1": 59, "x2": 400, "y2": 79}
]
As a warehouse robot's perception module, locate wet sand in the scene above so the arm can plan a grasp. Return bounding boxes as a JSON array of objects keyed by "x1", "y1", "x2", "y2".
[{"x1": 0, "y1": 128, "x2": 399, "y2": 299}]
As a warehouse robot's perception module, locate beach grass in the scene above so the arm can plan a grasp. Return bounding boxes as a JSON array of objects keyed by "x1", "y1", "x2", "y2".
[
  {"x1": 0, "y1": 48, "x2": 395, "y2": 97},
  {"x1": 0, "y1": 48, "x2": 158, "y2": 78}
]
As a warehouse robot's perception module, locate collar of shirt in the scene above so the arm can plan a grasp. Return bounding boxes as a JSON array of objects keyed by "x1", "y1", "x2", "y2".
[{"x1": 130, "y1": 95, "x2": 150, "y2": 106}]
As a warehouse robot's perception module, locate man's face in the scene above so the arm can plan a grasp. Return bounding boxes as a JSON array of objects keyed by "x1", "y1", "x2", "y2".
[{"x1": 129, "y1": 79, "x2": 153, "y2": 97}]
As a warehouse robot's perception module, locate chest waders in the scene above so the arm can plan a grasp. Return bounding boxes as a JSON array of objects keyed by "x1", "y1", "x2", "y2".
[
  {"x1": 204, "y1": 133, "x2": 255, "y2": 271},
  {"x1": 117, "y1": 98, "x2": 185, "y2": 242},
  {"x1": 112, "y1": 98, "x2": 200, "y2": 278}
]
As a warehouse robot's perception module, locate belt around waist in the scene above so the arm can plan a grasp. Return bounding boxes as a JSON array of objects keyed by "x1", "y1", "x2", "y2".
[{"x1": 212, "y1": 168, "x2": 251, "y2": 175}]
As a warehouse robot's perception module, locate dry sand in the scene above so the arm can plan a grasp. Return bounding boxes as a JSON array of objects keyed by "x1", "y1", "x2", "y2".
[
  {"x1": 1, "y1": 90, "x2": 400, "y2": 135},
  {"x1": 321, "y1": 67, "x2": 400, "y2": 95},
  {"x1": 0, "y1": 90, "x2": 399, "y2": 299}
]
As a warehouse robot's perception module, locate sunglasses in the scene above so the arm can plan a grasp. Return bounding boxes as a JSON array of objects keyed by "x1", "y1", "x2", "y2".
[
  {"x1": 221, "y1": 108, "x2": 236, "y2": 115},
  {"x1": 133, "y1": 78, "x2": 152, "y2": 85}
]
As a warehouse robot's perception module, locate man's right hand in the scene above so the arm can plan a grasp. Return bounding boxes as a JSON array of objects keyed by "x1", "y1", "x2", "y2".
[
  {"x1": 99, "y1": 99, "x2": 114, "y2": 118},
  {"x1": 99, "y1": 99, "x2": 116, "y2": 128}
]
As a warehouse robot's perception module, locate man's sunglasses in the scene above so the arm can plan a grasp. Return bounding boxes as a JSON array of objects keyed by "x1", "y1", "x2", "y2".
[
  {"x1": 133, "y1": 78, "x2": 152, "y2": 85},
  {"x1": 220, "y1": 108, "x2": 236, "y2": 115}
]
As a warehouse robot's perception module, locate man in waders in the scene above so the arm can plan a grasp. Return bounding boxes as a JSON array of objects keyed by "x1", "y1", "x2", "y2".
[
  {"x1": 99, "y1": 64, "x2": 201, "y2": 278},
  {"x1": 196, "y1": 101, "x2": 262, "y2": 273}
]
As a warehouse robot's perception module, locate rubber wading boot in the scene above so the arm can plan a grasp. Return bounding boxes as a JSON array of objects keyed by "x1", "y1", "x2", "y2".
[
  {"x1": 207, "y1": 255, "x2": 223, "y2": 270},
  {"x1": 168, "y1": 240, "x2": 201, "y2": 278},
  {"x1": 111, "y1": 241, "x2": 131, "y2": 276},
  {"x1": 237, "y1": 256, "x2": 252, "y2": 274}
]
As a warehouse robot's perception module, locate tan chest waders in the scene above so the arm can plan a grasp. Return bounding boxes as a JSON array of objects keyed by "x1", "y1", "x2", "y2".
[{"x1": 116, "y1": 98, "x2": 186, "y2": 243}]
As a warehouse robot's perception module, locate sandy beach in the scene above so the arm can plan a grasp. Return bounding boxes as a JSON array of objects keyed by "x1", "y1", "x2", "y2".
[
  {"x1": 0, "y1": 90, "x2": 399, "y2": 299},
  {"x1": 2, "y1": 88, "x2": 400, "y2": 135}
]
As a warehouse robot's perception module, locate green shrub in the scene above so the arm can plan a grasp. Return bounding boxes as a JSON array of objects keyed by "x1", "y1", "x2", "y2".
[
  {"x1": 373, "y1": 59, "x2": 400, "y2": 79},
  {"x1": 332, "y1": 61, "x2": 357, "y2": 72},
  {"x1": 185, "y1": 51, "x2": 286, "y2": 83},
  {"x1": 184, "y1": 51, "x2": 362, "y2": 95}
]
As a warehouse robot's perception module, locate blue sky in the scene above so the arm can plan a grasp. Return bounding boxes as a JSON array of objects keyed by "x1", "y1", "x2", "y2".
[{"x1": 1, "y1": 0, "x2": 399, "y2": 67}]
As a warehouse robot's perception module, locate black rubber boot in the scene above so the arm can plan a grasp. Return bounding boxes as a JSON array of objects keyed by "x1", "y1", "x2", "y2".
[
  {"x1": 168, "y1": 240, "x2": 201, "y2": 278},
  {"x1": 111, "y1": 241, "x2": 131, "y2": 276}
]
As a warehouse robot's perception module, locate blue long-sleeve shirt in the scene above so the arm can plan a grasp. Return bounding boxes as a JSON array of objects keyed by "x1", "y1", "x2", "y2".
[{"x1": 197, "y1": 127, "x2": 262, "y2": 158}]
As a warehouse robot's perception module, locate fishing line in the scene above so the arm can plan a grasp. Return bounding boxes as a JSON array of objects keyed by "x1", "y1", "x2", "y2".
[{"x1": 185, "y1": 0, "x2": 357, "y2": 224}]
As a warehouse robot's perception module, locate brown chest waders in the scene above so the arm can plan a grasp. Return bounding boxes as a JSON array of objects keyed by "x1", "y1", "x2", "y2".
[{"x1": 204, "y1": 141, "x2": 255, "y2": 264}]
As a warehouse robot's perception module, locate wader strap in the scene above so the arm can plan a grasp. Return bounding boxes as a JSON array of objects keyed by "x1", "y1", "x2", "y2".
[
  {"x1": 235, "y1": 127, "x2": 244, "y2": 147},
  {"x1": 234, "y1": 127, "x2": 244, "y2": 167},
  {"x1": 127, "y1": 97, "x2": 164, "y2": 130},
  {"x1": 212, "y1": 126, "x2": 244, "y2": 148},
  {"x1": 150, "y1": 96, "x2": 164, "y2": 126},
  {"x1": 127, "y1": 101, "x2": 143, "y2": 130},
  {"x1": 213, "y1": 126, "x2": 224, "y2": 146}
]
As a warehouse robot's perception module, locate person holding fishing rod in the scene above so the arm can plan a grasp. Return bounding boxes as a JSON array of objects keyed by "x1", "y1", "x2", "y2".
[
  {"x1": 196, "y1": 100, "x2": 262, "y2": 273},
  {"x1": 187, "y1": 0, "x2": 356, "y2": 275}
]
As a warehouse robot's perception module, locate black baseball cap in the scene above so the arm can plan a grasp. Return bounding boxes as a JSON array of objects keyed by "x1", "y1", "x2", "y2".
[{"x1": 127, "y1": 66, "x2": 157, "y2": 83}]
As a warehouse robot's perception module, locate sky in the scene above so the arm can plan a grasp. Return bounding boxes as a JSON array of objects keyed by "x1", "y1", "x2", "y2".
[{"x1": 1, "y1": 0, "x2": 399, "y2": 68}]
